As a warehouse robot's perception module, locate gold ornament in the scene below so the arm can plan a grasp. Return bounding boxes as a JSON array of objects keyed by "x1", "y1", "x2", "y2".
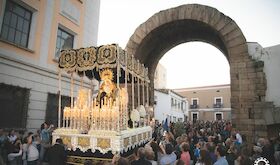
[{"x1": 97, "y1": 138, "x2": 110, "y2": 149}]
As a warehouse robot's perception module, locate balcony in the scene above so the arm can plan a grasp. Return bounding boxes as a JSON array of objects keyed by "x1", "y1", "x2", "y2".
[
  {"x1": 213, "y1": 103, "x2": 223, "y2": 108},
  {"x1": 190, "y1": 104, "x2": 199, "y2": 109}
]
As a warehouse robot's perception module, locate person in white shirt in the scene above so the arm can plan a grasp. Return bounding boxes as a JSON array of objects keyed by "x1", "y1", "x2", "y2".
[
  {"x1": 235, "y1": 131, "x2": 243, "y2": 144},
  {"x1": 8, "y1": 139, "x2": 23, "y2": 165},
  {"x1": 8, "y1": 130, "x2": 17, "y2": 143},
  {"x1": 22, "y1": 134, "x2": 39, "y2": 165}
]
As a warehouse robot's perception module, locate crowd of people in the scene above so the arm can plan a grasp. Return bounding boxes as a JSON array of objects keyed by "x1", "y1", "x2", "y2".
[
  {"x1": 0, "y1": 120, "x2": 280, "y2": 165},
  {"x1": 0, "y1": 122, "x2": 67, "y2": 165},
  {"x1": 110, "y1": 120, "x2": 280, "y2": 165}
]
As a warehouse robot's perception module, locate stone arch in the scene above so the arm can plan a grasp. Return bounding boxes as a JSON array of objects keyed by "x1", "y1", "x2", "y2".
[{"x1": 126, "y1": 4, "x2": 268, "y2": 143}]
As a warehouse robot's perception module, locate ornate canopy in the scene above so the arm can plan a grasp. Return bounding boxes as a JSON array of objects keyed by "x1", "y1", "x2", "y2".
[{"x1": 58, "y1": 44, "x2": 149, "y2": 82}]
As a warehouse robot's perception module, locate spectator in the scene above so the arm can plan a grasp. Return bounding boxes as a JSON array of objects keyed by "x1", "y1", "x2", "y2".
[
  {"x1": 160, "y1": 131, "x2": 175, "y2": 148},
  {"x1": 40, "y1": 122, "x2": 54, "y2": 162},
  {"x1": 274, "y1": 136, "x2": 280, "y2": 165},
  {"x1": 46, "y1": 138, "x2": 67, "y2": 165},
  {"x1": 131, "y1": 147, "x2": 139, "y2": 163},
  {"x1": 160, "y1": 143, "x2": 176, "y2": 165},
  {"x1": 236, "y1": 147, "x2": 252, "y2": 165},
  {"x1": 214, "y1": 144, "x2": 228, "y2": 165},
  {"x1": 131, "y1": 147, "x2": 152, "y2": 165},
  {"x1": 116, "y1": 157, "x2": 130, "y2": 165},
  {"x1": 8, "y1": 130, "x2": 17, "y2": 143},
  {"x1": 194, "y1": 142, "x2": 201, "y2": 163},
  {"x1": 112, "y1": 154, "x2": 121, "y2": 165},
  {"x1": 145, "y1": 147, "x2": 157, "y2": 165},
  {"x1": 226, "y1": 145, "x2": 237, "y2": 165},
  {"x1": 175, "y1": 136, "x2": 183, "y2": 158},
  {"x1": 7, "y1": 138, "x2": 23, "y2": 165},
  {"x1": 175, "y1": 159, "x2": 185, "y2": 165},
  {"x1": 150, "y1": 140, "x2": 164, "y2": 161},
  {"x1": 195, "y1": 149, "x2": 212, "y2": 165},
  {"x1": 251, "y1": 145, "x2": 262, "y2": 162},
  {"x1": 235, "y1": 130, "x2": 242, "y2": 144},
  {"x1": 23, "y1": 134, "x2": 39, "y2": 165},
  {"x1": 206, "y1": 142, "x2": 217, "y2": 164},
  {"x1": 180, "y1": 142, "x2": 190, "y2": 165},
  {"x1": 261, "y1": 138, "x2": 275, "y2": 164}
]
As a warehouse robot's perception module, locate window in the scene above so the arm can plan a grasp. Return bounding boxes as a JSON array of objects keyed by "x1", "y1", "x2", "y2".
[
  {"x1": 0, "y1": 1, "x2": 32, "y2": 47},
  {"x1": 215, "y1": 97, "x2": 222, "y2": 104},
  {"x1": 0, "y1": 83, "x2": 29, "y2": 128},
  {"x1": 191, "y1": 112, "x2": 199, "y2": 121},
  {"x1": 45, "y1": 93, "x2": 70, "y2": 127},
  {"x1": 214, "y1": 97, "x2": 223, "y2": 108},
  {"x1": 55, "y1": 27, "x2": 74, "y2": 58},
  {"x1": 192, "y1": 98, "x2": 198, "y2": 105},
  {"x1": 215, "y1": 112, "x2": 223, "y2": 120},
  {"x1": 190, "y1": 98, "x2": 199, "y2": 109}
]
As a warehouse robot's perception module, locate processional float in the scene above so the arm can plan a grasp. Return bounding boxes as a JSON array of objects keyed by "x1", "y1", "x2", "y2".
[{"x1": 52, "y1": 44, "x2": 153, "y2": 162}]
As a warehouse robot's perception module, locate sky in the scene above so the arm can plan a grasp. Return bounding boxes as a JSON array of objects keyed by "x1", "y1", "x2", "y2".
[{"x1": 98, "y1": 0, "x2": 280, "y2": 89}]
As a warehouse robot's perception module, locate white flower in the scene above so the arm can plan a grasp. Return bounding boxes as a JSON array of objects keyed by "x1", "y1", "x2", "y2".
[
  {"x1": 130, "y1": 109, "x2": 140, "y2": 122},
  {"x1": 137, "y1": 105, "x2": 146, "y2": 117}
]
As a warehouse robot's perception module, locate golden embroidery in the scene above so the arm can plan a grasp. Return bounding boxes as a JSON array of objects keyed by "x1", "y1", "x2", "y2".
[{"x1": 97, "y1": 138, "x2": 111, "y2": 149}]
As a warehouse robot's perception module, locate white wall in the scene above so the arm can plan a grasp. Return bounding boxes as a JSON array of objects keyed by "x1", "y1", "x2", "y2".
[
  {"x1": 154, "y1": 90, "x2": 170, "y2": 124},
  {"x1": 83, "y1": 0, "x2": 100, "y2": 47},
  {"x1": 0, "y1": 56, "x2": 93, "y2": 132},
  {"x1": 0, "y1": 0, "x2": 100, "y2": 132},
  {"x1": 170, "y1": 92, "x2": 186, "y2": 122},
  {"x1": 154, "y1": 90, "x2": 186, "y2": 124},
  {"x1": 248, "y1": 43, "x2": 280, "y2": 107}
]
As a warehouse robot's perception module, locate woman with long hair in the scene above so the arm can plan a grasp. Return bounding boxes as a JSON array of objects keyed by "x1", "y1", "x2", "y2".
[{"x1": 195, "y1": 149, "x2": 212, "y2": 165}]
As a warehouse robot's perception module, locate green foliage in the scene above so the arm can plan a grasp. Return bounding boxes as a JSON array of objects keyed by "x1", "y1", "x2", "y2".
[{"x1": 174, "y1": 122, "x2": 185, "y2": 137}]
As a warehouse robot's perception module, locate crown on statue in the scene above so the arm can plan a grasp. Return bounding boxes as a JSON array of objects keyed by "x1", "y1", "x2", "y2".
[{"x1": 100, "y1": 69, "x2": 114, "y2": 81}]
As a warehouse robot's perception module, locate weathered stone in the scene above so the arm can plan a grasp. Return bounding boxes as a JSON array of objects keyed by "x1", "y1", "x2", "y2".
[
  {"x1": 248, "y1": 73, "x2": 257, "y2": 78},
  {"x1": 158, "y1": 11, "x2": 168, "y2": 26},
  {"x1": 177, "y1": 5, "x2": 186, "y2": 20},
  {"x1": 214, "y1": 15, "x2": 231, "y2": 31},
  {"x1": 255, "y1": 131, "x2": 268, "y2": 137},
  {"x1": 255, "y1": 119, "x2": 267, "y2": 125},
  {"x1": 220, "y1": 21, "x2": 238, "y2": 36},
  {"x1": 183, "y1": 4, "x2": 194, "y2": 19},
  {"x1": 208, "y1": 9, "x2": 221, "y2": 26},
  {"x1": 190, "y1": 4, "x2": 205, "y2": 21},
  {"x1": 125, "y1": 4, "x2": 270, "y2": 143},
  {"x1": 228, "y1": 44, "x2": 248, "y2": 55},
  {"x1": 224, "y1": 28, "x2": 244, "y2": 42},
  {"x1": 227, "y1": 35, "x2": 246, "y2": 48},
  {"x1": 130, "y1": 30, "x2": 144, "y2": 45},
  {"x1": 200, "y1": 7, "x2": 214, "y2": 24}
]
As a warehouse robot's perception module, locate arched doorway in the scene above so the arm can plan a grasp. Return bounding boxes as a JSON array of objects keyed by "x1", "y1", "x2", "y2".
[{"x1": 126, "y1": 4, "x2": 269, "y2": 143}]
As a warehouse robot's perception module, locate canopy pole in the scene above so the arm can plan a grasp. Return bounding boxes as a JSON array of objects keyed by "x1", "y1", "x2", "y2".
[
  {"x1": 137, "y1": 77, "x2": 140, "y2": 106},
  {"x1": 58, "y1": 69, "x2": 62, "y2": 128}
]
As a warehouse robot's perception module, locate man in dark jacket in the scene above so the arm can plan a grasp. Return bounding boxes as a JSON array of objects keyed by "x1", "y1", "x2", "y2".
[
  {"x1": 47, "y1": 138, "x2": 67, "y2": 165},
  {"x1": 131, "y1": 147, "x2": 152, "y2": 165}
]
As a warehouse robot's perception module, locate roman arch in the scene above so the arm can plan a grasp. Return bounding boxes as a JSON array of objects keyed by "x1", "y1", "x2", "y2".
[{"x1": 126, "y1": 4, "x2": 270, "y2": 143}]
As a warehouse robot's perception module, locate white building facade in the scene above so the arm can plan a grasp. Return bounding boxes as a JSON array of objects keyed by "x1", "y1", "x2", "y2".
[
  {"x1": 154, "y1": 89, "x2": 188, "y2": 124},
  {"x1": 0, "y1": 0, "x2": 100, "y2": 131}
]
